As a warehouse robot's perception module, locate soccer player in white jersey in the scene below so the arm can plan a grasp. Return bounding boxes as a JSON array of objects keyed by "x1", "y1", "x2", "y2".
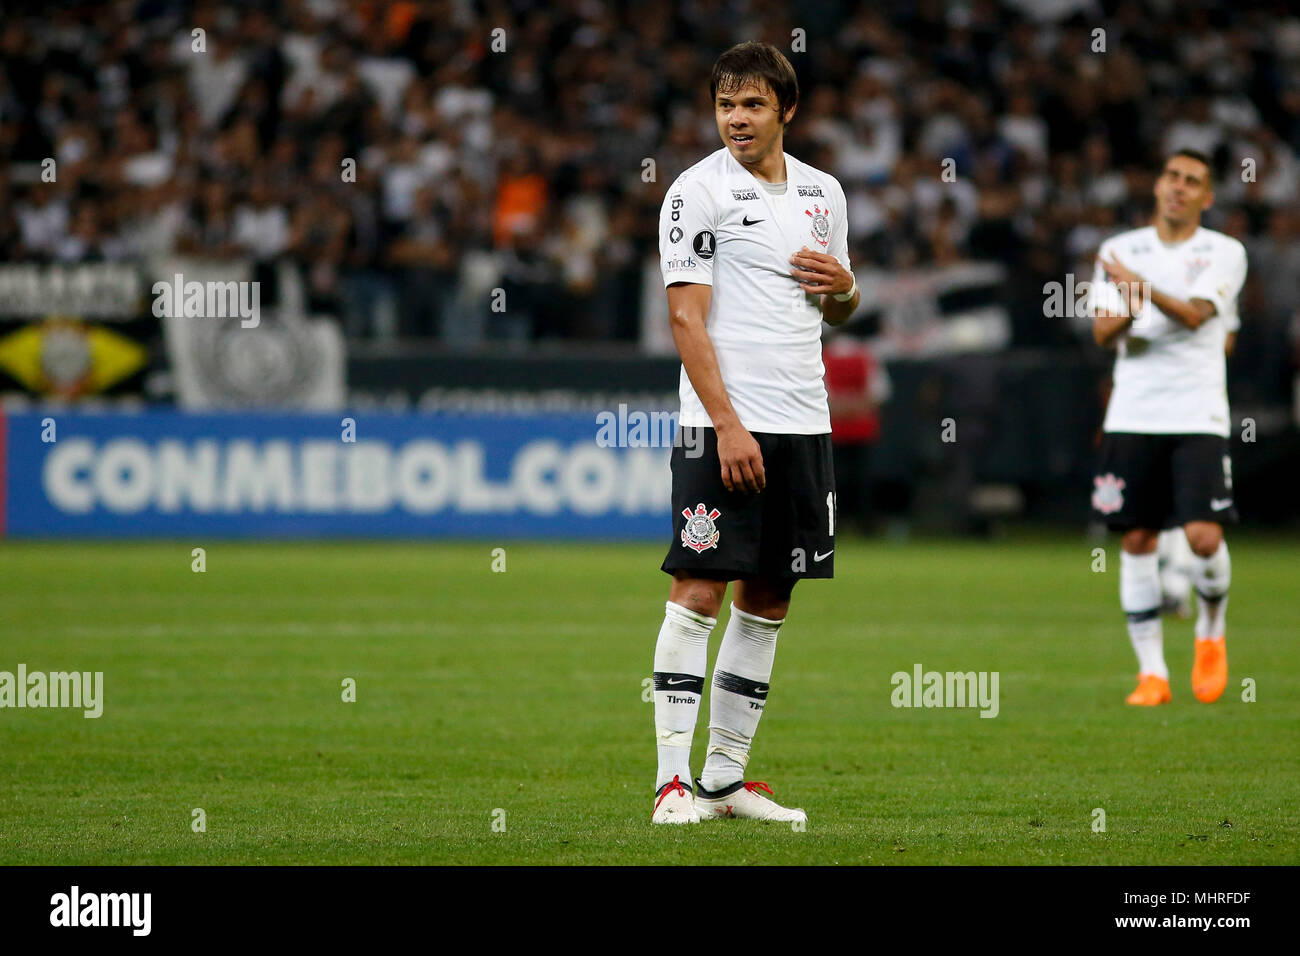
[
  {"x1": 1090, "y1": 149, "x2": 1247, "y2": 707},
  {"x1": 648, "y1": 42, "x2": 859, "y2": 823}
]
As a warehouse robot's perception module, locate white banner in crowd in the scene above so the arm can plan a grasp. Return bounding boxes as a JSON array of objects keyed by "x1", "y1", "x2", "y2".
[{"x1": 154, "y1": 258, "x2": 345, "y2": 410}]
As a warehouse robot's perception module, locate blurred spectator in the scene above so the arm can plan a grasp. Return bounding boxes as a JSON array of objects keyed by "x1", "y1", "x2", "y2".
[
  {"x1": 497, "y1": 220, "x2": 563, "y2": 341},
  {"x1": 15, "y1": 185, "x2": 69, "y2": 258},
  {"x1": 824, "y1": 333, "x2": 892, "y2": 533},
  {"x1": 493, "y1": 148, "x2": 547, "y2": 249},
  {"x1": 387, "y1": 185, "x2": 455, "y2": 337}
]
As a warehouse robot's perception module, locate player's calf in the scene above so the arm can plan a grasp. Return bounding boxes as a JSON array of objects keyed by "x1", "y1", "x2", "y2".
[{"x1": 652, "y1": 601, "x2": 715, "y2": 794}]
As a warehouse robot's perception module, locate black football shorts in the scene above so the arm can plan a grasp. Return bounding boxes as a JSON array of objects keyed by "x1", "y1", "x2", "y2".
[
  {"x1": 1091, "y1": 432, "x2": 1238, "y2": 531},
  {"x1": 661, "y1": 426, "x2": 836, "y2": 580}
]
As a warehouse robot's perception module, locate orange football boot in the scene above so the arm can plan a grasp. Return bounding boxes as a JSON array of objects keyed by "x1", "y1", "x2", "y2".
[
  {"x1": 1192, "y1": 636, "x2": 1228, "y2": 703},
  {"x1": 1126, "y1": 673, "x2": 1171, "y2": 706}
]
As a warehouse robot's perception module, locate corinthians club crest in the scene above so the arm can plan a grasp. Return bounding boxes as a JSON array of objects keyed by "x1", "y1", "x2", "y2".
[
  {"x1": 1092, "y1": 473, "x2": 1126, "y2": 514},
  {"x1": 805, "y1": 204, "x2": 830, "y2": 248},
  {"x1": 681, "y1": 503, "x2": 722, "y2": 552}
]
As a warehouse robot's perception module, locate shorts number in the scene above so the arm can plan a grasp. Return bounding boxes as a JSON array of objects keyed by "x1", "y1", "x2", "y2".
[
  {"x1": 1222, "y1": 455, "x2": 1233, "y2": 492},
  {"x1": 827, "y1": 491, "x2": 836, "y2": 536}
]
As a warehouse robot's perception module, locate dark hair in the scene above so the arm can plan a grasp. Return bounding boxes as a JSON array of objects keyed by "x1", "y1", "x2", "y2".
[
  {"x1": 709, "y1": 41, "x2": 799, "y2": 124},
  {"x1": 1166, "y1": 148, "x2": 1212, "y2": 173}
]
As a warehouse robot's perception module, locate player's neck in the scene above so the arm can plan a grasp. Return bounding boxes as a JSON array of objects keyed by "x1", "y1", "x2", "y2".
[
  {"x1": 746, "y1": 146, "x2": 787, "y2": 184},
  {"x1": 1154, "y1": 216, "x2": 1199, "y2": 245}
]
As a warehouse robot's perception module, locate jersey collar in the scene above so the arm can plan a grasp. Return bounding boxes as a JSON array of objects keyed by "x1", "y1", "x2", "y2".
[
  {"x1": 1154, "y1": 224, "x2": 1203, "y2": 249},
  {"x1": 725, "y1": 147, "x2": 794, "y2": 187}
]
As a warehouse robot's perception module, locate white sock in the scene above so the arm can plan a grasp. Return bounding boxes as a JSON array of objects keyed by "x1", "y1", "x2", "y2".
[
  {"x1": 701, "y1": 604, "x2": 782, "y2": 792},
  {"x1": 1120, "y1": 550, "x2": 1167, "y2": 679},
  {"x1": 1192, "y1": 541, "x2": 1231, "y2": 639},
  {"x1": 1158, "y1": 529, "x2": 1193, "y2": 607},
  {"x1": 653, "y1": 601, "x2": 714, "y2": 791},
  {"x1": 1160, "y1": 566, "x2": 1193, "y2": 607}
]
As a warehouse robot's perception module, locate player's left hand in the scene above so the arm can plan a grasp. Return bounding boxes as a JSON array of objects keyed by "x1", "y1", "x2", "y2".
[
  {"x1": 789, "y1": 246, "x2": 852, "y2": 296},
  {"x1": 1100, "y1": 253, "x2": 1142, "y2": 288},
  {"x1": 1100, "y1": 253, "x2": 1148, "y2": 314}
]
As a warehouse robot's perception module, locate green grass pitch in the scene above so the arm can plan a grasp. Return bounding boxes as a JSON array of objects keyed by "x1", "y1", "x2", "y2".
[{"x1": 1, "y1": 535, "x2": 1297, "y2": 865}]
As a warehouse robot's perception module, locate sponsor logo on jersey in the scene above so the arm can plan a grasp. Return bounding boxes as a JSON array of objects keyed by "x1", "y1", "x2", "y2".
[
  {"x1": 681, "y1": 502, "x2": 722, "y2": 552},
  {"x1": 731, "y1": 188, "x2": 759, "y2": 201},
  {"x1": 664, "y1": 255, "x2": 698, "y2": 273},
  {"x1": 692, "y1": 231, "x2": 715, "y2": 259},
  {"x1": 668, "y1": 226, "x2": 683, "y2": 243},
  {"x1": 796, "y1": 185, "x2": 824, "y2": 197},
  {"x1": 1185, "y1": 256, "x2": 1211, "y2": 285},
  {"x1": 741, "y1": 216, "x2": 764, "y2": 226},
  {"x1": 1091, "y1": 473, "x2": 1126, "y2": 514},
  {"x1": 805, "y1": 204, "x2": 830, "y2": 248}
]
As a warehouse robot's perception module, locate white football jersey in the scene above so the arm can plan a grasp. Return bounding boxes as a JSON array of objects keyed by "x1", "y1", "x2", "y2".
[
  {"x1": 1091, "y1": 225, "x2": 1247, "y2": 437},
  {"x1": 658, "y1": 147, "x2": 850, "y2": 434}
]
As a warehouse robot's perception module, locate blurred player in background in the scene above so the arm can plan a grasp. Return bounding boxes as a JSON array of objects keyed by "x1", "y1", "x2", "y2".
[
  {"x1": 649, "y1": 42, "x2": 857, "y2": 824},
  {"x1": 1100, "y1": 320, "x2": 1240, "y2": 620},
  {"x1": 1090, "y1": 150, "x2": 1247, "y2": 706}
]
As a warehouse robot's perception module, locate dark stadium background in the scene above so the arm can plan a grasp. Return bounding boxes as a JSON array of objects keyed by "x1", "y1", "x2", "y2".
[{"x1": 1, "y1": 0, "x2": 1297, "y2": 533}]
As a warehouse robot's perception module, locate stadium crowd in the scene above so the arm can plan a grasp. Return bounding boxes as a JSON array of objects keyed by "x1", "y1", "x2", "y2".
[{"x1": 1, "y1": 0, "x2": 1298, "y2": 391}]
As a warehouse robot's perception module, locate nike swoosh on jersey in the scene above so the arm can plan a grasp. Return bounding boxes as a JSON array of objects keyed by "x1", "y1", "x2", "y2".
[{"x1": 741, "y1": 216, "x2": 765, "y2": 226}]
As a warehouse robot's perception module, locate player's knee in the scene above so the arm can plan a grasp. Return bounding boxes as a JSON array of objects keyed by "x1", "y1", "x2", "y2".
[
  {"x1": 741, "y1": 600, "x2": 789, "y2": 620},
  {"x1": 678, "y1": 590, "x2": 723, "y2": 618},
  {"x1": 1121, "y1": 529, "x2": 1158, "y2": 554},
  {"x1": 1184, "y1": 523, "x2": 1222, "y2": 557},
  {"x1": 734, "y1": 578, "x2": 794, "y2": 619},
  {"x1": 670, "y1": 576, "x2": 726, "y2": 618}
]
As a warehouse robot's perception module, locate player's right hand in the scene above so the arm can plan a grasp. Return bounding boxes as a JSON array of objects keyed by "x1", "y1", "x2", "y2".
[{"x1": 717, "y1": 425, "x2": 765, "y2": 494}]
